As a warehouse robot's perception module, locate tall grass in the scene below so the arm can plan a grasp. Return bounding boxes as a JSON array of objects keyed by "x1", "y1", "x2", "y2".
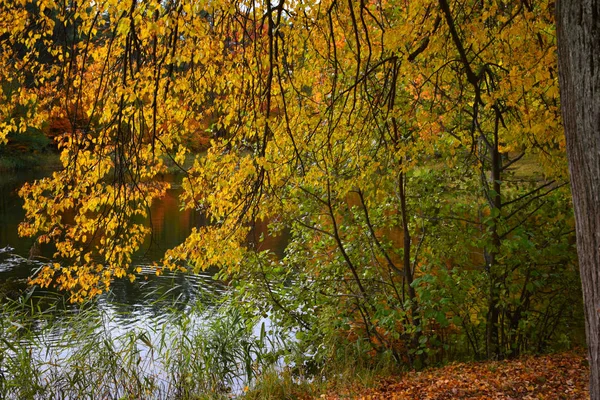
[{"x1": 0, "y1": 288, "x2": 284, "y2": 400}]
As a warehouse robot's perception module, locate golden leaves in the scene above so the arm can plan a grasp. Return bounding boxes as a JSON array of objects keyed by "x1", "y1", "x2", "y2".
[{"x1": 3, "y1": 0, "x2": 566, "y2": 301}]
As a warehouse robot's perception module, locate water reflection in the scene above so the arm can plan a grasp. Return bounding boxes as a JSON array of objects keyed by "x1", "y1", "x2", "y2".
[
  {"x1": 0, "y1": 171, "x2": 39, "y2": 258},
  {"x1": 138, "y1": 183, "x2": 209, "y2": 264},
  {"x1": 0, "y1": 170, "x2": 287, "y2": 302},
  {"x1": 0, "y1": 170, "x2": 289, "y2": 397},
  {"x1": 0, "y1": 170, "x2": 282, "y2": 353}
]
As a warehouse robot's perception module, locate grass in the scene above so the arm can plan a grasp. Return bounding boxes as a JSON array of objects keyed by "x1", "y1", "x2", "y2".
[
  {"x1": 1, "y1": 289, "x2": 396, "y2": 400},
  {"x1": 242, "y1": 333, "x2": 403, "y2": 400},
  {"x1": 503, "y1": 152, "x2": 546, "y2": 182},
  {"x1": 0, "y1": 290, "x2": 285, "y2": 400}
]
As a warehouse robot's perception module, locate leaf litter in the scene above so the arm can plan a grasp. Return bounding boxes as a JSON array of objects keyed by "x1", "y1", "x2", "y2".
[{"x1": 318, "y1": 351, "x2": 589, "y2": 399}]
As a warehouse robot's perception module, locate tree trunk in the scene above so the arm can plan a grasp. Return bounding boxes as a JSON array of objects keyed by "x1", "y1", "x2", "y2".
[
  {"x1": 556, "y1": 1, "x2": 600, "y2": 398},
  {"x1": 398, "y1": 170, "x2": 424, "y2": 367},
  {"x1": 486, "y1": 118, "x2": 503, "y2": 360}
]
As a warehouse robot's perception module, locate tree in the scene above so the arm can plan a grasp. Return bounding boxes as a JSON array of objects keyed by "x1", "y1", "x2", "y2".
[
  {"x1": 556, "y1": 1, "x2": 600, "y2": 397},
  {"x1": 1, "y1": 0, "x2": 582, "y2": 367}
]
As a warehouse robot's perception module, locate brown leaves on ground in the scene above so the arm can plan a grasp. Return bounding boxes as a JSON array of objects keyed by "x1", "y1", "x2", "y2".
[{"x1": 320, "y1": 351, "x2": 589, "y2": 399}]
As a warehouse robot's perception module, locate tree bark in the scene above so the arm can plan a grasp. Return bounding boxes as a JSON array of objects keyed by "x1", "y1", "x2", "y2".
[
  {"x1": 486, "y1": 113, "x2": 503, "y2": 359},
  {"x1": 556, "y1": 1, "x2": 600, "y2": 398}
]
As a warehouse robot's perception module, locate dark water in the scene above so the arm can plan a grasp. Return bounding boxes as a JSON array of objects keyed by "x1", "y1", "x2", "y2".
[
  {"x1": 0, "y1": 170, "x2": 287, "y2": 303},
  {"x1": 0, "y1": 169, "x2": 288, "y2": 393},
  {"x1": 0, "y1": 171, "x2": 213, "y2": 305}
]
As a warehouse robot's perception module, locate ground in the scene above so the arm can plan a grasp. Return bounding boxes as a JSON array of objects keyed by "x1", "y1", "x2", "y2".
[{"x1": 319, "y1": 351, "x2": 589, "y2": 399}]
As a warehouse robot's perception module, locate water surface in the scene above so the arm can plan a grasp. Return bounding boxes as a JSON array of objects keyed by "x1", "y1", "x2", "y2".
[{"x1": 0, "y1": 169, "x2": 287, "y2": 396}]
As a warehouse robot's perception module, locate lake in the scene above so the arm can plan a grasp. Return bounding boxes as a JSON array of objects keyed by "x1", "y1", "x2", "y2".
[{"x1": 0, "y1": 169, "x2": 288, "y2": 398}]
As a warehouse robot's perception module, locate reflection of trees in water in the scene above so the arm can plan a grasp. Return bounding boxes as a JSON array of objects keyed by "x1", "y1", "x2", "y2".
[
  {"x1": 247, "y1": 218, "x2": 289, "y2": 259},
  {"x1": 0, "y1": 276, "x2": 26, "y2": 301},
  {"x1": 1, "y1": 173, "x2": 231, "y2": 336},
  {"x1": 0, "y1": 171, "x2": 40, "y2": 257},
  {"x1": 1, "y1": 173, "x2": 223, "y2": 316},
  {"x1": 2, "y1": 172, "x2": 289, "y2": 278},
  {"x1": 138, "y1": 186, "x2": 208, "y2": 264},
  {"x1": 0, "y1": 173, "x2": 235, "y2": 363},
  {"x1": 0, "y1": 253, "x2": 44, "y2": 300}
]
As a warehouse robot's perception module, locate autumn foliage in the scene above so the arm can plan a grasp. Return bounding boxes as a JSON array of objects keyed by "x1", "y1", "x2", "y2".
[
  {"x1": 321, "y1": 351, "x2": 589, "y2": 399},
  {"x1": 0, "y1": 0, "x2": 584, "y2": 376}
]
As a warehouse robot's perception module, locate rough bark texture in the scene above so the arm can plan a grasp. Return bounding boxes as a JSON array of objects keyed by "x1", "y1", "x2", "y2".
[{"x1": 556, "y1": 1, "x2": 600, "y2": 398}]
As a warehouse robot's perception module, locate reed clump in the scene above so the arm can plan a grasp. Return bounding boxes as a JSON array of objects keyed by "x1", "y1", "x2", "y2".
[{"x1": 0, "y1": 289, "x2": 284, "y2": 400}]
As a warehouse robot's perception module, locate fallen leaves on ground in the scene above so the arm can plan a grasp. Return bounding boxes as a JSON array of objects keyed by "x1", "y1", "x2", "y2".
[{"x1": 320, "y1": 351, "x2": 589, "y2": 399}]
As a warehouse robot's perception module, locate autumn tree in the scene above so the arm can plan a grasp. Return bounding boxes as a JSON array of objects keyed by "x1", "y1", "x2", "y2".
[
  {"x1": 556, "y1": 1, "x2": 600, "y2": 397},
  {"x1": 0, "y1": 0, "x2": 582, "y2": 367}
]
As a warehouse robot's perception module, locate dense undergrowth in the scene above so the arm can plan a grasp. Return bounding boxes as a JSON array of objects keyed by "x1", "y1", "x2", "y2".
[{"x1": 0, "y1": 283, "x2": 587, "y2": 400}]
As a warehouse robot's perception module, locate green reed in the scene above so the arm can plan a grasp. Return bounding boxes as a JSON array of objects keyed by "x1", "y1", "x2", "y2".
[{"x1": 0, "y1": 286, "x2": 282, "y2": 400}]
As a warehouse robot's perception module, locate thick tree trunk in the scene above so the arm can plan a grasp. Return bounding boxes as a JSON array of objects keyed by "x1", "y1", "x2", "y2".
[{"x1": 556, "y1": 1, "x2": 600, "y2": 398}]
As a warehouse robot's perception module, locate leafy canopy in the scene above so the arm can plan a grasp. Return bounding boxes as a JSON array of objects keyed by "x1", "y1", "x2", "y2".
[{"x1": 1, "y1": 0, "x2": 580, "y2": 362}]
